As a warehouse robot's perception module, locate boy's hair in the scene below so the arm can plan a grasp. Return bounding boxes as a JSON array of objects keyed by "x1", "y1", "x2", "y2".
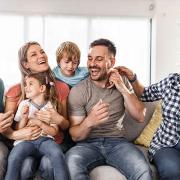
[
  {"x1": 56, "y1": 41, "x2": 81, "y2": 65},
  {"x1": 90, "y1": 38, "x2": 116, "y2": 57},
  {"x1": 24, "y1": 72, "x2": 59, "y2": 111}
]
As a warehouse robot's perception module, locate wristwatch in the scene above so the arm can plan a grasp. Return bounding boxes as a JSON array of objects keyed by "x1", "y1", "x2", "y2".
[{"x1": 129, "y1": 73, "x2": 137, "y2": 83}]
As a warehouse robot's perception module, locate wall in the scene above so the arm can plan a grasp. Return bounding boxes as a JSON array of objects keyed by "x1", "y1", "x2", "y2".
[
  {"x1": 152, "y1": 0, "x2": 180, "y2": 82},
  {"x1": 0, "y1": 0, "x2": 154, "y2": 17},
  {"x1": 0, "y1": 0, "x2": 179, "y2": 83}
]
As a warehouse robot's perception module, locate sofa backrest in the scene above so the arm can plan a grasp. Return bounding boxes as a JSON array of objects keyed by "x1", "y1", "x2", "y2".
[{"x1": 123, "y1": 101, "x2": 159, "y2": 141}]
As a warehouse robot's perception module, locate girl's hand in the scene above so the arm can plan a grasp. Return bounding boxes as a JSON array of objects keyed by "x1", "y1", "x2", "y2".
[
  {"x1": 21, "y1": 105, "x2": 29, "y2": 120},
  {"x1": 27, "y1": 119, "x2": 42, "y2": 127},
  {"x1": 35, "y1": 108, "x2": 64, "y2": 125}
]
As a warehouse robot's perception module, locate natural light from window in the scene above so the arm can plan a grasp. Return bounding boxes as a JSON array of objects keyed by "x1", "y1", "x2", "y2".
[{"x1": 0, "y1": 14, "x2": 150, "y2": 90}]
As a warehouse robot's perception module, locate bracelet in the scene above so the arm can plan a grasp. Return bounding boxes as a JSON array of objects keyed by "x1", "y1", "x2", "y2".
[{"x1": 129, "y1": 73, "x2": 137, "y2": 83}]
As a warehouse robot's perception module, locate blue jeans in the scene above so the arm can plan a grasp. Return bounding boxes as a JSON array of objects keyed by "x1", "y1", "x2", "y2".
[
  {"x1": 5, "y1": 137, "x2": 70, "y2": 180},
  {"x1": 21, "y1": 155, "x2": 54, "y2": 180},
  {"x1": 153, "y1": 141, "x2": 180, "y2": 180},
  {"x1": 65, "y1": 137, "x2": 152, "y2": 180}
]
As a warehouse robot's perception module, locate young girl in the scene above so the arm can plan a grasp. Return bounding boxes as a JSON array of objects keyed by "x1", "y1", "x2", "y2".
[
  {"x1": 53, "y1": 41, "x2": 89, "y2": 88},
  {"x1": 5, "y1": 72, "x2": 70, "y2": 180}
]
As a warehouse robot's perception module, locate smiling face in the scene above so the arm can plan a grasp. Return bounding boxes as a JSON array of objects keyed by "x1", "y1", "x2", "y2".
[
  {"x1": 24, "y1": 76, "x2": 45, "y2": 100},
  {"x1": 23, "y1": 44, "x2": 49, "y2": 73},
  {"x1": 59, "y1": 52, "x2": 79, "y2": 77},
  {"x1": 87, "y1": 45, "x2": 115, "y2": 83}
]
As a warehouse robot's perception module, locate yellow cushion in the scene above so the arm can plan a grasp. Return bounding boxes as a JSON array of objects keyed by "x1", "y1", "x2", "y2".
[{"x1": 134, "y1": 103, "x2": 162, "y2": 147}]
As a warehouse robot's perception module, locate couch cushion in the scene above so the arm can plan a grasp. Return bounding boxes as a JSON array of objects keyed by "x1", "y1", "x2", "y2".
[
  {"x1": 123, "y1": 101, "x2": 159, "y2": 141},
  {"x1": 90, "y1": 165, "x2": 126, "y2": 180},
  {"x1": 134, "y1": 103, "x2": 162, "y2": 147}
]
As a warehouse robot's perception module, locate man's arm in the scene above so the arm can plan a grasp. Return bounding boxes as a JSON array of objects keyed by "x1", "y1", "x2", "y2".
[
  {"x1": 69, "y1": 99, "x2": 109, "y2": 141},
  {"x1": 109, "y1": 69, "x2": 145, "y2": 122}
]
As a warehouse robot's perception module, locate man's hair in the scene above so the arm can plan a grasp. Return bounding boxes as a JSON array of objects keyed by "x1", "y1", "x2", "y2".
[{"x1": 90, "y1": 38, "x2": 116, "y2": 57}]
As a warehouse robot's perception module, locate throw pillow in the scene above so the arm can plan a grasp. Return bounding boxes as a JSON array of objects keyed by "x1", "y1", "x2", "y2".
[{"x1": 134, "y1": 102, "x2": 162, "y2": 147}]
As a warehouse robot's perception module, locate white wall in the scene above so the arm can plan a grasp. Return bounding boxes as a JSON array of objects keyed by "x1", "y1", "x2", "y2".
[
  {"x1": 0, "y1": 0, "x2": 179, "y2": 83},
  {"x1": 152, "y1": 0, "x2": 180, "y2": 82},
  {"x1": 0, "y1": 0, "x2": 154, "y2": 17}
]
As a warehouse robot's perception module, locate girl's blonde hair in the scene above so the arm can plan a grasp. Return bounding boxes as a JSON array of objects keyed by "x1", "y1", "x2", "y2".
[{"x1": 56, "y1": 41, "x2": 81, "y2": 65}]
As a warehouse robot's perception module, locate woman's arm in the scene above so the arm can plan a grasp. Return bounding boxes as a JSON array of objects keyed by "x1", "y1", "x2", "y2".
[
  {"x1": 4, "y1": 96, "x2": 41, "y2": 140},
  {"x1": 27, "y1": 119, "x2": 58, "y2": 137}
]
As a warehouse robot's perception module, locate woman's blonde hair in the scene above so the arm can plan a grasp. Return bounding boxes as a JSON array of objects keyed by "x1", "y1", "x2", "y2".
[
  {"x1": 18, "y1": 41, "x2": 61, "y2": 113},
  {"x1": 56, "y1": 41, "x2": 81, "y2": 65}
]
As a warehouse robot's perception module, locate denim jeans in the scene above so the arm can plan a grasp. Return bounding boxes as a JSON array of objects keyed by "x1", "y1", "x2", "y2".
[
  {"x1": 21, "y1": 155, "x2": 54, "y2": 180},
  {"x1": 5, "y1": 137, "x2": 70, "y2": 180},
  {"x1": 153, "y1": 141, "x2": 180, "y2": 180},
  {"x1": 0, "y1": 141, "x2": 9, "y2": 180},
  {"x1": 20, "y1": 132, "x2": 74, "y2": 180},
  {"x1": 65, "y1": 137, "x2": 152, "y2": 180}
]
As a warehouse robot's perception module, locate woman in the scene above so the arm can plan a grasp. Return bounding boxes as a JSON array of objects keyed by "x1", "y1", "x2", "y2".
[
  {"x1": 4, "y1": 41, "x2": 70, "y2": 179},
  {"x1": 117, "y1": 66, "x2": 180, "y2": 180}
]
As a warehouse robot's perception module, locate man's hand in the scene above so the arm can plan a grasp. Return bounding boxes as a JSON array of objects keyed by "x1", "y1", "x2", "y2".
[
  {"x1": 86, "y1": 99, "x2": 109, "y2": 128},
  {"x1": 108, "y1": 69, "x2": 128, "y2": 94},
  {"x1": 0, "y1": 111, "x2": 14, "y2": 133},
  {"x1": 114, "y1": 66, "x2": 135, "y2": 81}
]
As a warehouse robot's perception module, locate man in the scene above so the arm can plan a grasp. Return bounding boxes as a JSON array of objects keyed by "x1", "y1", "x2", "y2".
[
  {"x1": 0, "y1": 78, "x2": 13, "y2": 179},
  {"x1": 66, "y1": 38, "x2": 152, "y2": 180}
]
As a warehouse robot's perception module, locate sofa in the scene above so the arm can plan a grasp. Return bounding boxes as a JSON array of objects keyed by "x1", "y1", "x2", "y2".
[{"x1": 34, "y1": 101, "x2": 159, "y2": 180}]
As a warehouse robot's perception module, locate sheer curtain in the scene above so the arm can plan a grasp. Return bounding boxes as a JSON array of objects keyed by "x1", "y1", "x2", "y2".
[{"x1": 0, "y1": 14, "x2": 150, "y2": 89}]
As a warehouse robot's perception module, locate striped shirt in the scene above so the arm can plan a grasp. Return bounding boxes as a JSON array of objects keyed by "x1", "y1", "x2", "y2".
[{"x1": 141, "y1": 73, "x2": 180, "y2": 160}]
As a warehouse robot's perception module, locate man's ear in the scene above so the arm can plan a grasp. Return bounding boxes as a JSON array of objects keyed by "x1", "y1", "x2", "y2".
[{"x1": 111, "y1": 57, "x2": 115, "y2": 67}]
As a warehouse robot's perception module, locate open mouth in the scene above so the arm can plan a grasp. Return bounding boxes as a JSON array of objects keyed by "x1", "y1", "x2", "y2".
[
  {"x1": 38, "y1": 60, "x2": 46, "y2": 65},
  {"x1": 90, "y1": 68, "x2": 100, "y2": 76}
]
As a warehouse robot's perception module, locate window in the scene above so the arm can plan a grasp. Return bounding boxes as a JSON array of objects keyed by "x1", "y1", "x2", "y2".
[{"x1": 0, "y1": 14, "x2": 151, "y2": 89}]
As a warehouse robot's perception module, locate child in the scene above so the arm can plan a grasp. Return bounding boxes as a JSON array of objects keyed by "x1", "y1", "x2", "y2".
[
  {"x1": 5, "y1": 72, "x2": 69, "y2": 180},
  {"x1": 53, "y1": 41, "x2": 89, "y2": 88}
]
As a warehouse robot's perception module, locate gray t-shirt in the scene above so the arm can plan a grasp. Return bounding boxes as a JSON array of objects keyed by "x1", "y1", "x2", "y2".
[{"x1": 68, "y1": 77, "x2": 132, "y2": 139}]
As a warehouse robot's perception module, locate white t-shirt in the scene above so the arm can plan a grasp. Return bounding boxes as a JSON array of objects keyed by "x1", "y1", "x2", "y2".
[{"x1": 14, "y1": 99, "x2": 56, "y2": 146}]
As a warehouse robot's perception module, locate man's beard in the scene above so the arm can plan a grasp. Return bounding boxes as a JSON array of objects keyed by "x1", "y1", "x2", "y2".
[{"x1": 89, "y1": 66, "x2": 108, "y2": 81}]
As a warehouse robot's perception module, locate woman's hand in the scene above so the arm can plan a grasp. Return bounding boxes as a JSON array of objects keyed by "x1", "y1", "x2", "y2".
[
  {"x1": 0, "y1": 111, "x2": 14, "y2": 133},
  {"x1": 27, "y1": 118, "x2": 43, "y2": 127},
  {"x1": 12, "y1": 126, "x2": 42, "y2": 141},
  {"x1": 35, "y1": 108, "x2": 69, "y2": 130}
]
